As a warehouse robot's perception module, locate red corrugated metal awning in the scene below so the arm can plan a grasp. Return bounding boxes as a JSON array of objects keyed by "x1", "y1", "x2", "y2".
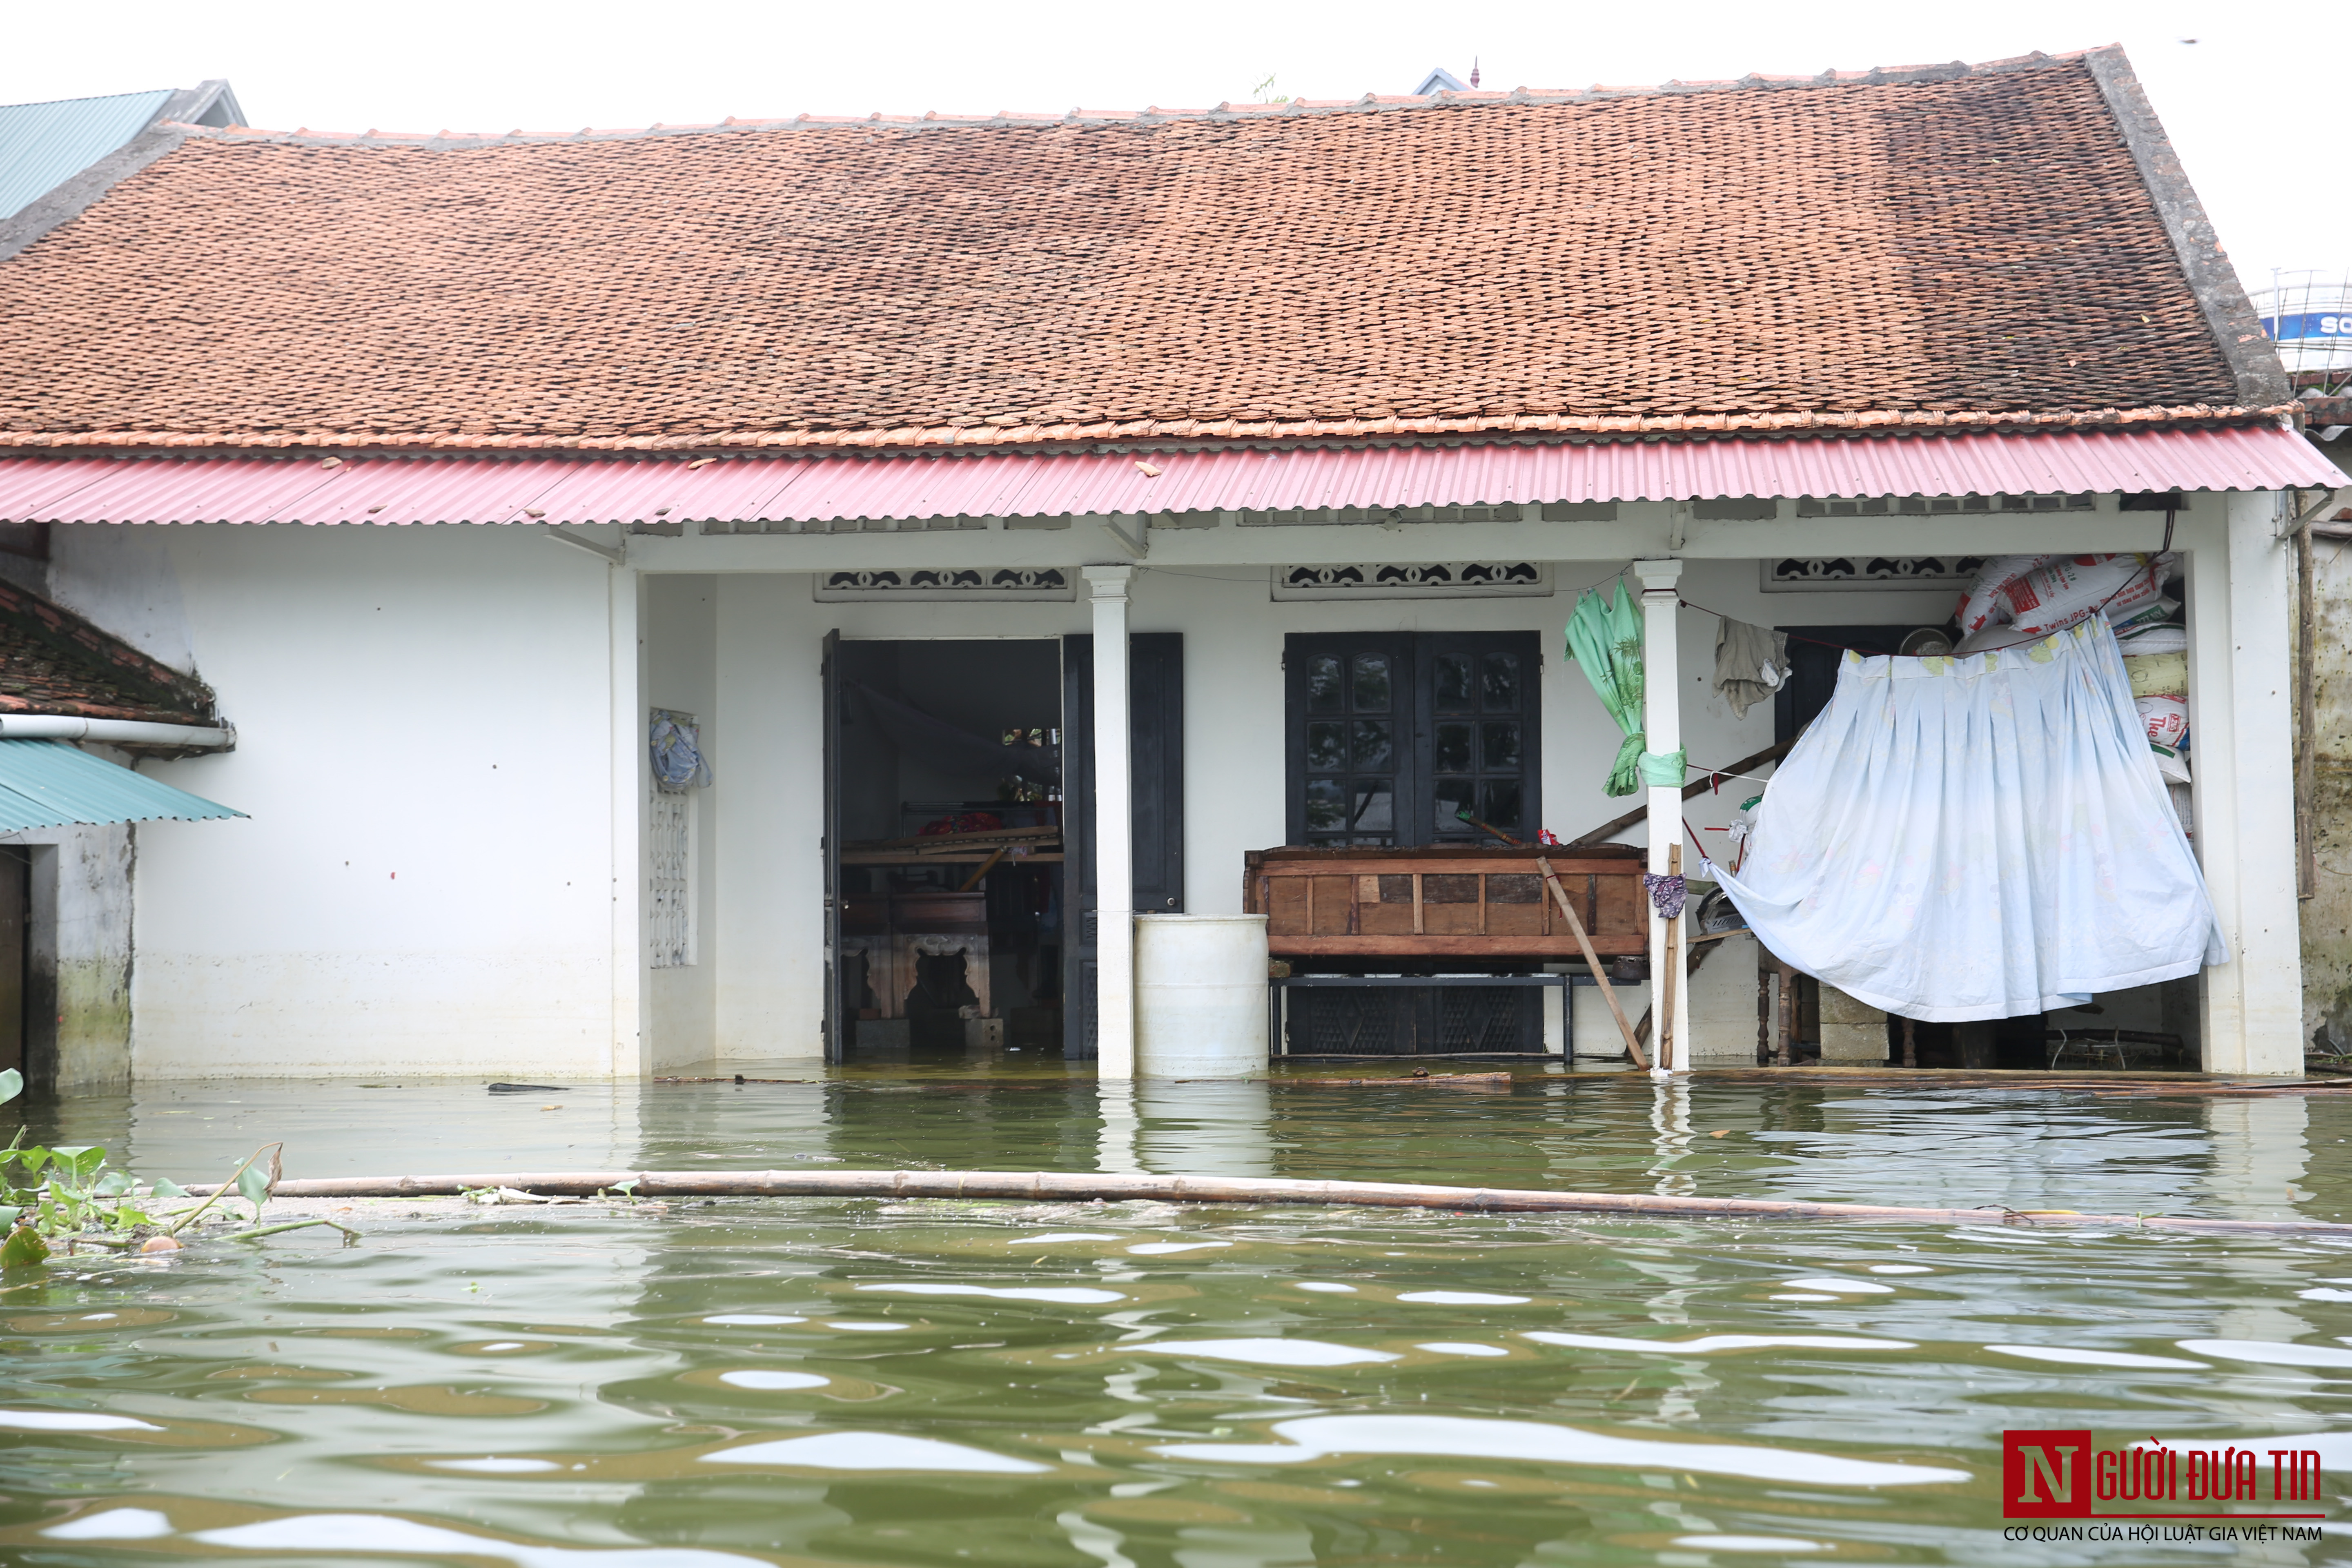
[{"x1": 0, "y1": 425, "x2": 2335, "y2": 526}]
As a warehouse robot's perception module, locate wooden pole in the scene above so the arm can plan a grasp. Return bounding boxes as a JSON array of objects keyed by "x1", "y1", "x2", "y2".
[
  {"x1": 1536, "y1": 856, "x2": 1648, "y2": 1069},
  {"x1": 180, "y1": 1165, "x2": 2352, "y2": 1233},
  {"x1": 1776, "y1": 960, "x2": 1796, "y2": 1067},
  {"x1": 2299, "y1": 508, "x2": 2319, "y2": 902},
  {"x1": 1659, "y1": 843, "x2": 1682, "y2": 1072},
  {"x1": 956, "y1": 846, "x2": 1007, "y2": 893},
  {"x1": 1566, "y1": 739, "x2": 1793, "y2": 848},
  {"x1": 2291, "y1": 486, "x2": 2350, "y2": 901},
  {"x1": 1456, "y1": 812, "x2": 1521, "y2": 847},
  {"x1": 1756, "y1": 953, "x2": 1772, "y2": 1067},
  {"x1": 1902, "y1": 1015, "x2": 1918, "y2": 1069}
]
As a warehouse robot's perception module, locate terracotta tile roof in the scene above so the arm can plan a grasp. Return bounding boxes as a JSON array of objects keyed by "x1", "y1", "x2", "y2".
[
  {"x1": 0, "y1": 579, "x2": 216, "y2": 724},
  {"x1": 0, "y1": 50, "x2": 2275, "y2": 452}
]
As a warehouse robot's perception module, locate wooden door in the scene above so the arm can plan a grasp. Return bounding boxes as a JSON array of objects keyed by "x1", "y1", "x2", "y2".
[
  {"x1": 1773, "y1": 626, "x2": 1914, "y2": 744},
  {"x1": 0, "y1": 849, "x2": 22, "y2": 1078},
  {"x1": 821, "y1": 628, "x2": 845, "y2": 1065}
]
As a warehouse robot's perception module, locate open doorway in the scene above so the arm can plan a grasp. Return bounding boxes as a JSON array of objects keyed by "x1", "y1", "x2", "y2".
[{"x1": 828, "y1": 640, "x2": 1067, "y2": 1064}]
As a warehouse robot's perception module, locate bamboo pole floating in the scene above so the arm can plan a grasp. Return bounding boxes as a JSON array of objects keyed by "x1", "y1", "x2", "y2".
[
  {"x1": 178, "y1": 1166, "x2": 2352, "y2": 1234},
  {"x1": 1536, "y1": 855, "x2": 1648, "y2": 1069}
]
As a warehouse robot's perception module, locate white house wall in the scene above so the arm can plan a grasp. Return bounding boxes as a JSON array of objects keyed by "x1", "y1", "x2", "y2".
[
  {"x1": 697, "y1": 559, "x2": 1965, "y2": 1066},
  {"x1": 645, "y1": 573, "x2": 719, "y2": 1073},
  {"x1": 20, "y1": 492, "x2": 2296, "y2": 1078},
  {"x1": 50, "y1": 521, "x2": 622, "y2": 1080}
]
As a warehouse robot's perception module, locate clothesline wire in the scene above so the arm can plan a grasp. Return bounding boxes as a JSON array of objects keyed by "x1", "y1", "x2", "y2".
[
  {"x1": 1675, "y1": 594, "x2": 1882, "y2": 655},
  {"x1": 1677, "y1": 549, "x2": 2176, "y2": 662}
]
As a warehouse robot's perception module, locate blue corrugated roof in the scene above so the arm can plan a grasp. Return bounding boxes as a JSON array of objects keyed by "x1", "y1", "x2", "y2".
[
  {"x1": 0, "y1": 739, "x2": 242, "y2": 832},
  {"x1": 0, "y1": 89, "x2": 173, "y2": 222}
]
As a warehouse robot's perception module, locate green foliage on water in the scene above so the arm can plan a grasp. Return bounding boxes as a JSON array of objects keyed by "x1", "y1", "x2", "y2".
[
  {"x1": 3, "y1": 1074, "x2": 313, "y2": 1261},
  {"x1": 1, "y1": 1129, "x2": 163, "y2": 1257}
]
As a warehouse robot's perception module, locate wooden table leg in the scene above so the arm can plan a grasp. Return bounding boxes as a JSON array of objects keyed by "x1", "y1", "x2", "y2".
[{"x1": 1776, "y1": 962, "x2": 1796, "y2": 1067}]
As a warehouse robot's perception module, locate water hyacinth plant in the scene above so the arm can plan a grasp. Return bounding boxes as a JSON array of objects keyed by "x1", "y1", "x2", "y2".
[{"x1": 1, "y1": 1069, "x2": 352, "y2": 1263}]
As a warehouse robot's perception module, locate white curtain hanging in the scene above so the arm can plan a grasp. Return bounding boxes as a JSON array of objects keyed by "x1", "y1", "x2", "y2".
[{"x1": 1708, "y1": 619, "x2": 2223, "y2": 1022}]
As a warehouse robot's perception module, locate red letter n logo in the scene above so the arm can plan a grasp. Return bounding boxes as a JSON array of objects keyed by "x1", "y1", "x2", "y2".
[{"x1": 2005, "y1": 1430, "x2": 2092, "y2": 1518}]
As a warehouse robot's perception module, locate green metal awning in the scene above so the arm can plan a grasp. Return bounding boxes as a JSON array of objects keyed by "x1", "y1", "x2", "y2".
[{"x1": 0, "y1": 739, "x2": 244, "y2": 832}]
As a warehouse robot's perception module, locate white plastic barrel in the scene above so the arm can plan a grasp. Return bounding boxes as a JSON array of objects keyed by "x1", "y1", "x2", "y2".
[{"x1": 1134, "y1": 913, "x2": 1270, "y2": 1079}]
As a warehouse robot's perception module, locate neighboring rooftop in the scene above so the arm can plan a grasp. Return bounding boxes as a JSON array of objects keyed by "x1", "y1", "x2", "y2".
[
  {"x1": 0, "y1": 81, "x2": 244, "y2": 222},
  {"x1": 0, "y1": 50, "x2": 2280, "y2": 452},
  {"x1": 0, "y1": 579, "x2": 216, "y2": 726}
]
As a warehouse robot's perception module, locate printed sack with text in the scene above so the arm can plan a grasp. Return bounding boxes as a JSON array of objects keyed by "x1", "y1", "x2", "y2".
[
  {"x1": 2002, "y1": 554, "x2": 2162, "y2": 637},
  {"x1": 1955, "y1": 555, "x2": 2055, "y2": 634},
  {"x1": 2136, "y1": 694, "x2": 2189, "y2": 749}
]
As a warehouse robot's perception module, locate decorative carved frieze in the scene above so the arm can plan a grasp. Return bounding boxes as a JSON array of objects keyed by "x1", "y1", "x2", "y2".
[
  {"x1": 1271, "y1": 562, "x2": 1551, "y2": 601},
  {"x1": 1761, "y1": 556, "x2": 1987, "y2": 592},
  {"x1": 812, "y1": 568, "x2": 1075, "y2": 602}
]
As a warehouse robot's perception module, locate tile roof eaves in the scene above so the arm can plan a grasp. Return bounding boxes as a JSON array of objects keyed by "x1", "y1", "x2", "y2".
[
  {"x1": 0, "y1": 406, "x2": 2300, "y2": 464},
  {"x1": 0, "y1": 693, "x2": 212, "y2": 726}
]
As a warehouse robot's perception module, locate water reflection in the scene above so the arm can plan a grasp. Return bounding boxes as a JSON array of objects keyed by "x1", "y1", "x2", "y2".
[
  {"x1": 1649, "y1": 1077, "x2": 1695, "y2": 1197},
  {"x1": 8, "y1": 1167, "x2": 2352, "y2": 1564},
  {"x1": 20, "y1": 1071, "x2": 2352, "y2": 1228},
  {"x1": 1134, "y1": 1083, "x2": 1278, "y2": 1178},
  {"x1": 1096, "y1": 1082, "x2": 1139, "y2": 1174}
]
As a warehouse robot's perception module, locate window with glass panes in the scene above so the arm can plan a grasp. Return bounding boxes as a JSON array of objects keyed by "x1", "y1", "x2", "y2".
[
  {"x1": 1421, "y1": 634, "x2": 1535, "y2": 846},
  {"x1": 1285, "y1": 632, "x2": 1540, "y2": 848},
  {"x1": 1290, "y1": 635, "x2": 1414, "y2": 846}
]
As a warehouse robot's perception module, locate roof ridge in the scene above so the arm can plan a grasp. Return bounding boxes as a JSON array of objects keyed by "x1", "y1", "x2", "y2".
[{"x1": 152, "y1": 47, "x2": 2100, "y2": 149}]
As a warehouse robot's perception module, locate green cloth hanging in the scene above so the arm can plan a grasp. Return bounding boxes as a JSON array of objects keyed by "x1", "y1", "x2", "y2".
[
  {"x1": 1638, "y1": 748, "x2": 1688, "y2": 788},
  {"x1": 1565, "y1": 581, "x2": 1648, "y2": 797}
]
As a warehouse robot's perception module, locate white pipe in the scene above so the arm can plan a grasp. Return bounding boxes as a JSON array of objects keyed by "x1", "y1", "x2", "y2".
[{"x1": 0, "y1": 715, "x2": 233, "y2": 748}]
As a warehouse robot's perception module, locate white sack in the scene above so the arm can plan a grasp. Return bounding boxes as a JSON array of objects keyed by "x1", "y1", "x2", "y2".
[
  {"x1": 1953, "y1": 621, "x2": 2044, "y2": 656},
  {"x1": 1708, "y1": 619, "x2": 2223, "y2": 1022},
  {"x1": 2122, "y1": 651, "x2": 2188, "y2": 698},
  {"x1": 2136, "y1": 695, "x2": 2188, "y2": 748},
  {"x1": 2003, "y1": 554, "x2": 2158, "y2": 636},
  {"x1": 2109, "y1": 594, "x2": 2179, "y2": 632},
  {"x1": 2116, "y1": 624, "x2": 2188, "y2": 656},
  {"x1": 1955, "y1": 555, "x2": 2053, "y2": 634}
]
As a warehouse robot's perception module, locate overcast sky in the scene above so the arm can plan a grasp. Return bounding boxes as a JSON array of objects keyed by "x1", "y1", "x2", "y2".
[{"x1": 3, "y1": 0, "x2": 2339, "y2": 306}]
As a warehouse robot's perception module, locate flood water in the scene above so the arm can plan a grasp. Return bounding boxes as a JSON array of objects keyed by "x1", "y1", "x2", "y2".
[{"x1": 9, "y1": 1064, "x2": 2352, "y2": 1564}]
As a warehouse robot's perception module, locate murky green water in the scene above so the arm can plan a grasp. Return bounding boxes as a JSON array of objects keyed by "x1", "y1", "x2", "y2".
[{"x1": 9, "y1": 1066, "x2": 2352, "y2": 1564}]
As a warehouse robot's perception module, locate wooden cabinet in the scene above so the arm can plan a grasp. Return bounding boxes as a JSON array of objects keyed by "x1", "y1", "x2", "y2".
[{"x1": 1244, "y1": 844, "x2": 1646, "y2": 960}]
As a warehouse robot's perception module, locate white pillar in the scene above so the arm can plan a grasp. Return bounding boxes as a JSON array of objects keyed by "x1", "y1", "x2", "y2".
[
  {"x1": 610, "y1": 563, "x2": 648, "y2": 1079},
  {"x1": 2185, "y1": 493, "x2": 2304, "y2": 1074},
  {"x1": 1631, "y1": 557, "x2": 1687, "y2": 1073},
  {"x1": 1083, "y1": 565, "x2": 1136, "y2": 1080}
]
